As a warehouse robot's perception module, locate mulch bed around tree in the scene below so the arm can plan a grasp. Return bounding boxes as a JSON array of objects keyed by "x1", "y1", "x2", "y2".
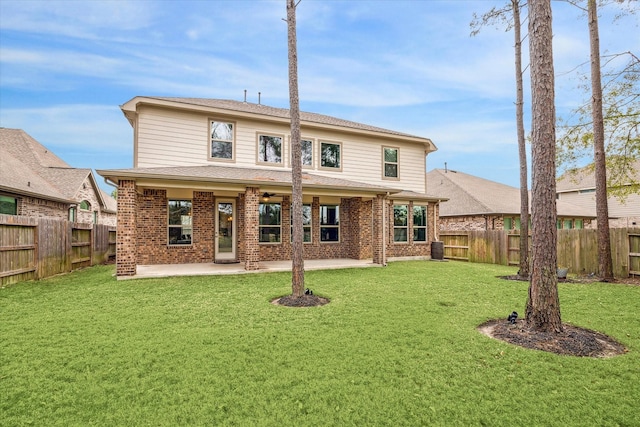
[
  {"x1": 489, "y1": 274, "x2": 632, "y2": 357},
  {"x1": 499, "y1": 274, "x2": 640, "y2": 286},
  {"x1": 272, "y1": 294, "x2": 330, "y2": 307},
  {"x1": 479, "y1": 319, "x2": 627, "y2": 357}
]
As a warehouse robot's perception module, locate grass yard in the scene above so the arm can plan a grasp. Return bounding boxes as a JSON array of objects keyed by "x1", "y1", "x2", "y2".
[{"x1": 1, "y1": 261, "x2": 639, "y2": 426}]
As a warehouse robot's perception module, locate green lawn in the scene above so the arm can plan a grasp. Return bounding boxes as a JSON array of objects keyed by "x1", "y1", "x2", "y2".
[{"x1": 1, "y1": 261, "x2": 639, "y2": 426}]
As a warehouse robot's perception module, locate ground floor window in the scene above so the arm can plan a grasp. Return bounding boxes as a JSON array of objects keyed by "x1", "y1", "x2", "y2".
[
  {"x1": 413, "y1": 205, "x2": 427, "y2": 242},
  {"x1": 291, "y1": 204, "x2": 312, "y2": 243},
  {"x1": 393, "y1": 205, "x2": 408, "y2": 242},
  {"x1": 69, "y1": 206, "x2": 76, "y2": 222},
  {"x1": 168, "y1": 200, "x2": 192, "y2": 245},
  {"x1": 0, "y1": 195, "x2": 18, "y2": 215},
  {"x1": 259, "y1": 203, "x2": 281, "y2": 243},
  {"x1": 320, "y1": 205, "x2": 339, "y2": 242}
]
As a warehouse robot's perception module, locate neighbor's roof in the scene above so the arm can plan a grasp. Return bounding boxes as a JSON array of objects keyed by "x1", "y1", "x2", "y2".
[
  {"x1": 120, "y1": 96, "x2": 437, "y2": 152},
  {"x1": 427, "y1": 168, "x2": 595, "y2": 218},
  {"x1": 0, "y1": 128, "x2": 116, "y2": 210},
  {"x1": 557, "y1": 159, "x2": 640, "y2": 192}
]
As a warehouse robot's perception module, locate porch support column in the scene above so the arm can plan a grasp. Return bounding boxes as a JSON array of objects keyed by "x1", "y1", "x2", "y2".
[
  {"x1": 372, "y1": 194, "x2": 386, "y2": 265},
  {"x1": 116, "y1": 179, "x2": 137, "y2": 276},
  {"x1": 244, "y1": 187, "x2": 260, "y2": 271}
]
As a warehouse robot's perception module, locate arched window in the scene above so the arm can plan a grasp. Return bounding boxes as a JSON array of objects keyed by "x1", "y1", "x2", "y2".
[{"x1": 80, "y1": 200, "x2": 91, "y2": 210}]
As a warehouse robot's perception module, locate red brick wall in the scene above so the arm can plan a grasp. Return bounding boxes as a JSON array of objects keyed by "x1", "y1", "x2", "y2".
[
  {"x1": 386, "y1": 200, "x2": 433, "y2": 258},
  {"x1": 18, "y1": 196, "x2": 68, "y2": 219},
  {"x1": 244, "y1": 187, "x2": 260, "y2": 270},
  {"x1": 257, "y1": 196, "x2": 374, "y2": 262},
  {"x1": 135, "y1": 189, "x2": 215, "y2": 265},
  {"x1": 116, "y1": 180, "x2": 137, "y2": 276}
]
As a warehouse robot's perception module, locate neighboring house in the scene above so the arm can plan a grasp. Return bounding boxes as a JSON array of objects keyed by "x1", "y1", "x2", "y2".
[
  {"x1": 557, "y1": 161, "x2": 640, "y2": 228},
  {"x1": 97, "y1": 96, "x2": 446, "y2": 277},
  {"x1": 427, "y1": 168, "x2": 595, "y2": 231},
  {"x1": 0, "y1": 128, "x2": 117, "y2": 225}
]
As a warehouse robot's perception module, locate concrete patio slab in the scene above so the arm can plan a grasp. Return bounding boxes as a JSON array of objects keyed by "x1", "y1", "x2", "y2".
[{"x1": 121, "y1": 258, "x2": 382, "y2": 280}]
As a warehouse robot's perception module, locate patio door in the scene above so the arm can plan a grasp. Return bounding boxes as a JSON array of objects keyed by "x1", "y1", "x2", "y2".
[{"x1": 215, "y1": 200, "x2": 236, "y2": 261}]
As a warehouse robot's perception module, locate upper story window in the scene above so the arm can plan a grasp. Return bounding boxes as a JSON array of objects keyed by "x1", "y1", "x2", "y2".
[
  {"x1": 320, "y1": 205, "x2": 340, "y2": 242},
  {"x1": 80, "y1": 200, "x2": 91, "y2": 210},
  {"x1": 259, "y1": 203, "x2": 281, "y2": 243},
  {"x1": 291, "y1": 204, "x2": 312, "y2": 243},
  {"x1": 413, "y1": 205, "x2": 427, "y2": 242},
  {"x1": 0, "y1": 195, "x2": 18, "y2": 215},
  {"x1": 320, "y1": 141, "x2": 341, "y2": 170},
  {"x1": 257, "y1": 134, "x2": 283, "y2": 165},
  {"x1": 168, "y1": 200, "x2": 192, "y2": 245},
  {"x1": 292, "y1": 138, "x2": 313, "y2": 168},
  {"x1": 383, "y1": 147, "x2": 399, "y2": 179},
  {"x1": 393, "y1": 205, "x2": 408, "y2": 243},
  {"x1": 210, "y1": 121, "x2": 234, "y2": 160}
]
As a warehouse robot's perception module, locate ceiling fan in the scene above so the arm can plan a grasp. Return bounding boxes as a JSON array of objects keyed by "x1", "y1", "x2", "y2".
[{"x1": 261, "y1": 192, "x2": 276, "y2": 202}]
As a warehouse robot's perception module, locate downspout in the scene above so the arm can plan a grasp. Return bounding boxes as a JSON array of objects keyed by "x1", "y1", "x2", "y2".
[{"x1": 433, "y1": 201, "x2": 438, "y2": 242}]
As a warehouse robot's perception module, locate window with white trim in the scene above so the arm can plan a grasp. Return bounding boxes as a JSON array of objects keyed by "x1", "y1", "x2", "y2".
[
  {"x1": 393, "y1": 205, "x2": 408, "y2": 242},
  {"x1": 320, "y1": 205, "x2": 339, "y2": 242},
  {"x1": 413, "y1": 205, "x2": 427, "y2": 242},
  {"x1": 168, "y1": 200, "x2": 192, "y2": 245},
  {"x1": 210, "y1": 121, "x2": 234, "y2": 160},
  {"x1": 383, "y1": 147, "x2": 399, "y2": 179},
  {"x1": 258, "y1": 134, "x2": 283, "y2": 164},
  {"x1": 320, "y1": 141, "x2": 341, "y2": 169},
  {"x1": 259, "y1": 203, "x2": 281, "y2": 243},
  {"x1": 291, "y1": 204, "x2": 312, "y2": 243}
]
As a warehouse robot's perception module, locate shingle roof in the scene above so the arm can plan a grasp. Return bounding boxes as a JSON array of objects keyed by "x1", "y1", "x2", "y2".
[
  {"x1": 0, "y1": 128, "x2": 116, "y2": 209},
  {"x1": 98, "y1": 164, "x2": 405, "y2": 194},
  {"x1": 556, "y1": 160, "x2": 640, "y2": 192},
  {"x1": 133, "y1": 97, "x2": 435, "y2": 145},
  {"x1": 427, "y1": 168, "x2": 595, "y2": 218}
]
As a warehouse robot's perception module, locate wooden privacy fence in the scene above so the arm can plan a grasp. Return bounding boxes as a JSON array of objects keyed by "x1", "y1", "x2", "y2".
[
  {"x1": 0, "y1": 214, "x2": 116, "y2": 287},
  {"x1": 440, "y1": 228, "x2": 640, "y2": 278}
]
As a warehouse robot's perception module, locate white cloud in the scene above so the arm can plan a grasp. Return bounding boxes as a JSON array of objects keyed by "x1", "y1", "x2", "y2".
[{"x1": 0, "y1": 104, "x2": 131, "y2": 152}]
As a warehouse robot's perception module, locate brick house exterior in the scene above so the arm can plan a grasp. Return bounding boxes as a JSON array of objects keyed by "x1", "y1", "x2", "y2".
[
  {"x1": 98, "y1": 97, "x2": 445, "y2": 277},
  {"x1": 427, "y1": 169, "x2": 595, "y2": 232},
  {"x1": 0, "y1": 128, "x2": 117, "y2": 225}
]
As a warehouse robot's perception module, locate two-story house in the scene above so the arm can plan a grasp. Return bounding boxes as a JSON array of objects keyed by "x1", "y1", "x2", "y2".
[
  {"x1": 97, "y1": 97, "x2": 444, "y2": 277},
  {"x1": 557, "y1": 161, "x2": 640, "y2": 228}
]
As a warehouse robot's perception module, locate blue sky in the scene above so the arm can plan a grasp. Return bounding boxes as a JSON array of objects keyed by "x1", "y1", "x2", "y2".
[{"x1": 1, "y1": 0, "x2": 638, "y2": 193}]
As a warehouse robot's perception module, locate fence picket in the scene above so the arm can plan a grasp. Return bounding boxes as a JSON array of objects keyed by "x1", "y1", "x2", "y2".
[
  {"x1": 440, "y1": 228, "x2": 640, "y2": 278},
  {"x1": 0, "y1": 214, "x2": 116, "y2": 286}
]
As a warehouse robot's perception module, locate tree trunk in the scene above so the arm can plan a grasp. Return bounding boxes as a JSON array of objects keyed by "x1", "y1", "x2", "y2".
[
  {"x1": 513, "y1": 0, "x2": 530, "y2": 278},
  {"x1": 525, "y1": 0, "x2": 562, "y2": 333},
  {"x1": 287, "y1": 0, "x2": 304, "y2": 297},
  {"x1": 589, "y1": 0, "x2": 614, "y2": 282}
]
